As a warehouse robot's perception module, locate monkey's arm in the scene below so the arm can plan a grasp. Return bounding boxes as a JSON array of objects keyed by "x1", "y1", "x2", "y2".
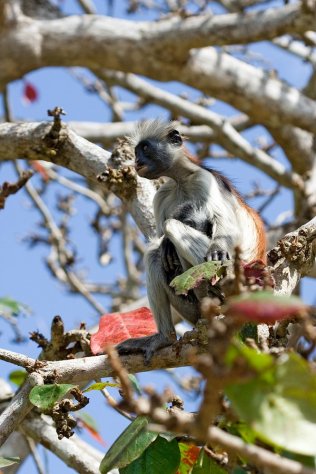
[{"x1": 164, "y1": 218, "x2": 212, "y2": 266}]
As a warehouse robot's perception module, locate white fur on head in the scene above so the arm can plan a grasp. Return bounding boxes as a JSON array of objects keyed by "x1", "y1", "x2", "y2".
[{"x1": 129, "y1": 119, "x2": 179, "y2": 147}]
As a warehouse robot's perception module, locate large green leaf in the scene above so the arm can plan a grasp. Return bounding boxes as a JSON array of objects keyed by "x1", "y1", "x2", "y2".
[
  {"x1": 191, "y1": 449, "x2": 227, "y2": 473},
  {"x1": 0, "y1": 456, "x2": 20, "y2": 467},
  {"x1": 226, "y1": 353, "x2": 316, "y2": 455},
  {"x1": 29, "y1": 384, "x2": 76, "y2": 410},
  {"x1": 225, "y1": 340, "x2": 274, "y2": 374},
  {"x1": 100, "y1": 416, "x2": 158, "y2": 473},
  {"x1": 170, "y1": 261, "x2": 225, "y2": 296},
  {"x1": 120, "y1": 436, "x2": 180, "y2": 474}
]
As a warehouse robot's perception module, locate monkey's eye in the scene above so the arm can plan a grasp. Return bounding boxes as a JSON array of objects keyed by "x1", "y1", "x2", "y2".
[
  {"x1": 167, "y1": 129, "x2": 182, "y2": 146},
  {"x1": 140, "y1": 141, "x2": 150, "y2": 154}
]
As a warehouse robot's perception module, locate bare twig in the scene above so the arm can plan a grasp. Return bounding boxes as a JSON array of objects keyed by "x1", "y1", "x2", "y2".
[
  {"x1": 76, "y1": 0, "x2": 97, "y2": 14},
  {"x1": 0, "y1": 170, "x2": 33, "y2": 210},
  {"x1": 25, "y1": 437, "x2": 45, "y2": 474},
  {"x1": 14, "y1": 162, "x2": 106, "y2": 315}
]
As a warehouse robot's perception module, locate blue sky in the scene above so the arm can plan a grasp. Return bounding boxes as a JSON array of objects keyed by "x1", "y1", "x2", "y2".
[{"x1": 0, "y1": 0, "x2": 315, "y2": 471}]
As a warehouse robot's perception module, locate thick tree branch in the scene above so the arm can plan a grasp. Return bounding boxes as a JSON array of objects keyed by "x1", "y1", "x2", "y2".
[
  {"x1": 181, "y1": 48, "x2": 316, "y2": 136},
  {"x1": 0, "y1": 3, "x2": 315, "y2": 87},
  {"x1": 0, "y1": 373, "x2": 43, "y2": 448},
  {"x1": 1, "y1": 14, "x2": 316, "y2": 138},
  {"x1": 268, "y1": 216, "x2": 316, "y2": 295},
  {"x1": 0, "y1": 121, "x2": 156, "y2": 239},
  {"x1": 0, "y1": 338, "x2": 207, "y2": 446},
  {"x1": 68, "y1": 117, "x2": 252, "y2": 146}
]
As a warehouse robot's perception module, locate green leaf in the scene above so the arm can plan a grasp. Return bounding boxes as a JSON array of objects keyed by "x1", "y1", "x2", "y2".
[
  {"x1": 225, "y1": 340, "x2": 274, "y2": 374},
  {"x1": 170, "y1": 261, "x2": 225, "y2": 296},
  {"x1": 226, "y1": 352, "x2": 316, "y2": 456},
  {"x1": 226, "y1": 421, "x2": 257, "y2": 446},
  {"x1": 0, "y1": 456, "x2": 20, "y2": 467},
  {"x1": 281, "y1": 450, "x2": 316, "y2": 469},
  {"x1": 9, "y1": 369, "x2": 27, "y2": 387},
  {"x1": 83, "y1": 381, "x2": 118, "y2": 392},
  {"x1": 128, "y1": 374, "x2": 142, "y2": 395},
  {"x1": 191, "y1": 449, "x2": 227, "y2": 473},
  {"x1": 0, "y1": 296, "x2": 31, "y2": 317},
  {"x1": 120, "y1": 436, "x2": 180, "y2": 474},
  {"x1": 100, "y1": 416, "x2": 158, "y2": 473},
  {"x1": 29, "y1": 384, "x2": 76, "y2": 410}
]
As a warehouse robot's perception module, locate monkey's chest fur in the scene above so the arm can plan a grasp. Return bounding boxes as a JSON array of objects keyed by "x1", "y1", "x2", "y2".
[{"x1": 153, "y1": 172, "x2": 213, "y2": 237}]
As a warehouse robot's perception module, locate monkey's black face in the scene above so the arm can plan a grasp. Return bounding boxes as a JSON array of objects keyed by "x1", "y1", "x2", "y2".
[{"x1": 134, "y1": 129, "x2": 182, "y2": 179}]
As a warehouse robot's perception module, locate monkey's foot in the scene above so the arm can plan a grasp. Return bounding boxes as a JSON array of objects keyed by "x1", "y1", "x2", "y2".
[{"x1": 116, "y1": 333, "x2": 176, "y2": 365}]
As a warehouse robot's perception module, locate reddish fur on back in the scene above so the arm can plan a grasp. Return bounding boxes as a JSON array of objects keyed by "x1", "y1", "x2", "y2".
[
  {"x1": 185, "y1": 149, "x2": 267, "y2": 263},
  {"x1": 246, "y1": 205, "x2": 267, "y2": 263}
]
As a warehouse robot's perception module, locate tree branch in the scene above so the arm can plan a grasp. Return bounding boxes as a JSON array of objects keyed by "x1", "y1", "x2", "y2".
[
  {"x1": 0, "y1": 337, "x2": 208, "y2": 447},
  {"x1": 268, "y1": 216, "x2": 316, "y2": 295},
  {"x1": 0, "y1": 3, "x2": 315, "y2": 87},
  {"x1": 182, "y1": 47, "x2": 316, "y2": 136},
  {"x1": 0, "y1": 121, "x2": 156, "y2": 239},
  {"x1": 0, "y1": 373, "x2": 43, "y2": 447},
  {"x1": 97, "y1": 69, "x2": 304, "y2": 190},
  {"x1": 21, "y1": 415, "x2": 102, "y2": 474},
  {"x1": 68, "y1": 118, "x2": 252, "y2": 146}
]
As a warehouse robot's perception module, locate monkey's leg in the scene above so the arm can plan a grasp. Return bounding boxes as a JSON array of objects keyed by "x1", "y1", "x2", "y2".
[{"x1": 117, "y1": 240, "x2": 199, "y2": 363}]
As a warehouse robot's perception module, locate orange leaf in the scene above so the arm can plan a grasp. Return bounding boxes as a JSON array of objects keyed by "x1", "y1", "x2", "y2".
[
  {"x1": 90, "y1": 307, "x2": 157, "y2": 354},
  {"x1": 177, "y1": 443, "x2": 200, "y2": 473},
  {"x1": 77, "y1": 419, "x2": 107, "y2": 447},
  {"x1": 31, "y1": 162, "x2": 50, "y2": 182}
]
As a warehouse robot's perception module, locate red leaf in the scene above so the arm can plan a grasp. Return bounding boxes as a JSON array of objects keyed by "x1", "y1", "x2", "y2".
[
  {"x1": 90, "y1": 307, "x2": 157, "y2": 354},
  {"x1": 226, "y1": 292, "x2": 307, "y2": 324},
  {"x1": 77, "y1": 419, "x2": 107, "y2": 447},
  {"x1": 242, "y1": 259, "x2": 274, "y2": 287},
  {"x1": 177, "y1": 443, "x2": 200, "y2": 473},
  {"x1": 23, "y1": 81, "x2": 38, "y2": 104}
]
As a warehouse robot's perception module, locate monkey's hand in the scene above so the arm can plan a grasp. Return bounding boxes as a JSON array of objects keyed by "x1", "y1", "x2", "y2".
[
  {"x1": 116, "y1": 332, "x2": 176, "y2": 365},
  {"x1": 206, "y1": 245, "x2": 230, "y2": 263},
  {"x1": 161, "y1": 237, "x2": 182, "y2": 275}
]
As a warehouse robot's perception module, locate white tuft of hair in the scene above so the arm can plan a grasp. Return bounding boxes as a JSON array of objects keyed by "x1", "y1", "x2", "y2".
[{"x1": 129, "y1": 119, "x2": 179, "y2": 146}]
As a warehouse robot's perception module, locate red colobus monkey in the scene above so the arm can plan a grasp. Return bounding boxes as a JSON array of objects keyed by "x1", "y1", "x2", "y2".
[{"x1": 117, "y1": 120, "x2": 266, "y2": 362}]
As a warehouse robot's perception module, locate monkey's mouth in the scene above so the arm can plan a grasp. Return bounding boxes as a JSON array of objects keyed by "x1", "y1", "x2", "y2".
[{"x1": 135, "y1": 163, "x2": 148, "y2": 176}]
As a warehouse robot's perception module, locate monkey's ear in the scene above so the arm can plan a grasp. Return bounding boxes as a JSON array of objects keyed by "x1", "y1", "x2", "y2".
[{"x1": 167, "y1": 129, "x2": 183, "y2": 146}]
